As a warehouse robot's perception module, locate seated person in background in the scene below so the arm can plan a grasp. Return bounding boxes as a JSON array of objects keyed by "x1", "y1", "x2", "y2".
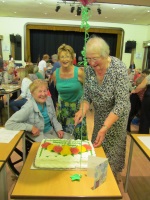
[
  {"x1": 2, "y1": 66, "x2": 16, "y2": 84},
  {"x1": 25, "y1": 64, "x2": 38, "y2": 81},
  {"x1": 127, "y1": 69, "x2": 150, "y2": 132},
  {"x1": 5, "y1": 79, "x2": 72, "y2": 142},
  {"x1": 9, "y1": 66, "x2": 32, "y2": 112},
  {"x1": 3, "y1": 60, "x2": 9, "y2": 71},
  {"x1": 34, "y1": 65, "x2": 44, "y2": 79}
]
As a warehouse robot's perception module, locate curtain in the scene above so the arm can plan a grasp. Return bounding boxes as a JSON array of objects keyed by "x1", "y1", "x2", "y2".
[{"x1": 30, "y1": 29, "x2": 117, "y2": 63}]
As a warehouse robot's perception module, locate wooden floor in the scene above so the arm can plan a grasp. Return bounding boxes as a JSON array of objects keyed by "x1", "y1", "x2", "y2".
[{"x1": 1, "y1": 107, "x2": 150, "y2": 200}]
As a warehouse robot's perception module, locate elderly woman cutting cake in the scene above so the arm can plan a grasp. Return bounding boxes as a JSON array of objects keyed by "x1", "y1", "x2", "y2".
[
  {"x1": 5, "y1": 79, "x2": 71, "y2": 141},
  {"x1": 74, "y1": 35, "x2": 130, "y2": 178}
]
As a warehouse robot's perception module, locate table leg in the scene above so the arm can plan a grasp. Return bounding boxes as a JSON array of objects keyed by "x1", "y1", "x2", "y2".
[
  {"x1": 124, "y1": 138, "x2": 134, "y2": 192},
  {"x1": 6, "y1": 94, "x2": 10, "y2": 119},
  {"x1": 22, "y1": 133, "x2": 26, "y2": 162},
  {"x1": 0, "y1": 163, "x2": 8, "y2": 200}
]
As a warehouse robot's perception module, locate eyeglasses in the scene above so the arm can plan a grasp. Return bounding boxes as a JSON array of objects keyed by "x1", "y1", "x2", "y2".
[
  {"x1": 60, "y1": 55, "x2": 71, "y2": 60},
  {"x1": 86, "y1": 57, "x2": 101, "y2": 62}
]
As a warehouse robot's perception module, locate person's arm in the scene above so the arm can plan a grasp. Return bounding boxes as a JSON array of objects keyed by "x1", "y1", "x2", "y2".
[
  {"x1": 44, "y1": 67, "x2": 47, "y2": 72},
  {"x1": 131, "y1": 77, "x2": 148, "y2": 94},
  {"x1": 78, "y1": 67, "x2": 85, "y2": 84},
  {"x1": 5, "y1": 105, "x2": 33, "y2": 131},
  {"x1": 74, "y1": 100, "x2": 90, "y2": 126},
  {"x1": 93, "y1": 112, "x2": 119, "y2": 148}
]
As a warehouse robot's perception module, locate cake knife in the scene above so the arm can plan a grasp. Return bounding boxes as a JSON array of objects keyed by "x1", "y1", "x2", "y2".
[{"x1": 68, "y1": 125, "x2": 76, "y2": 144}]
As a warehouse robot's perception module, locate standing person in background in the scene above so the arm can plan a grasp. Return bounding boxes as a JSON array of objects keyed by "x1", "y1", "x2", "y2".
[
  {"x1": 0, "y1": 55, "x2": 3, "y2": 72},
  {"x1": 51, "y1": 54, "x2": 61, "y2": 73},
  {"x1": 38, "y1": 54, "x2": 49, "y2": 78},
  {"x1": 74, "y1": 36, "x2": 130, "y2": 178},
  {"x1": 129, "y1": 61, "x2": 135, "y2": 70},
  {"x1": 9, "y1": 55, "x2": 14, "y2": 62},
  {"x1": 48, "y1": 54, "x2": 61, "y2": 109},
  {"x1": 73, "y1": 53, "x2": 77, "y2": 65},
  {"x1": 131, "y1": 72, "x2": 150, "y2": 133},
  {"x1": 52, "y1": 44, "x2": 87, "y2": 140}
]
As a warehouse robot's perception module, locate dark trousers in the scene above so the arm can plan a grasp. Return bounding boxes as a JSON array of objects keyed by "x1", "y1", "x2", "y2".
[
  {"x1": 48, "y1": 81, "x2": 58, "y2": 110},
  {"x1": 139, "y1": 96, "x2": 150, "y2": 133},
  {"x1": 139, "y1": 85, "x2": 150, "y2": 133},
  {"x1": 10, "y1": 98, "x2": 27, "y2": 112},
  {"x1": 127, "y1": 93, "x2": 141, "y2": 132}
]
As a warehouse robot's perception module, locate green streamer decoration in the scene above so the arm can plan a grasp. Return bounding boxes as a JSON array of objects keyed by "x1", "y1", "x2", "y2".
[
  {"x1": 78, "y1": 6, "x2": 91, "y2": 67},
  {"x1": 70, "y1": 1, "x2": 95, "y2": 182}
]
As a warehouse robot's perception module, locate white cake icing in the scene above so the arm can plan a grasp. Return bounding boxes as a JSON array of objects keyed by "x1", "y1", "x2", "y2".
[{"x1": 34, "y1": 139, "x2": 96, "y2": 169}]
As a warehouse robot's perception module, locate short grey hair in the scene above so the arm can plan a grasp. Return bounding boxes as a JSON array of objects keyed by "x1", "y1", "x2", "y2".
[{"x1": 86, "y1": 35, "x2": 110, "y2": 58}]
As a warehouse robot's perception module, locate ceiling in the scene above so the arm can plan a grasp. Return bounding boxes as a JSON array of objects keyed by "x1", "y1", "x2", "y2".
[{"x1": 0, "y1": 0, "x2": 150, "y2": 25}]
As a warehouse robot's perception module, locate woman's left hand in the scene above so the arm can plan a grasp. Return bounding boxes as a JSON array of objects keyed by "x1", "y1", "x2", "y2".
[
  {"x1": 57, "y1": 130, "x2": 64, "y2": 139},
  {"x1": 93, "y1": 127, "x2": 107, "y2": 148}
]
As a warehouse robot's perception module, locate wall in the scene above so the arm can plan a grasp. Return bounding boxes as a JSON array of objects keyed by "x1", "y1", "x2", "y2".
[{"x1": 0, "y1": 17, "x2": 149, "y2": 68}]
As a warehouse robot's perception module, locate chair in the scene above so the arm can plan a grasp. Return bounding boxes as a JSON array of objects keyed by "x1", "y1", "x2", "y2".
[{"x1": 7, "y1": 135, "x2": 34, "y2": 176}]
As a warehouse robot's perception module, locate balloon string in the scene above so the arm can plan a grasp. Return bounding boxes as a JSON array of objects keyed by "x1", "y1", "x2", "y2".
[{"x1": 78, "y1": 5, "x2": 91, "y2": 169}]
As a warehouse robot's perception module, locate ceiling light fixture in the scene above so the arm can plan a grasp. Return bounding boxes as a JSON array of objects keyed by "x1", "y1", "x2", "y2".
[
  {"x1": 97, "y1": 7, "x2": 101, "y2": 15},
  {"x1": 55, "y1": 5, "x2": 61, "y2": 12},
  {"x1": 70, "y1": 6, "x2": 75, "y2": 13},
  {"x1": 77, "y1": 6, "x2": 81, "y2": 16}
]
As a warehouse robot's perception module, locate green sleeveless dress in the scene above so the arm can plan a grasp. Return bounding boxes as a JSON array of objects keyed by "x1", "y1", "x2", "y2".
[{"x1": 56, "y1": 66, "x2": 87, "y2": 140}]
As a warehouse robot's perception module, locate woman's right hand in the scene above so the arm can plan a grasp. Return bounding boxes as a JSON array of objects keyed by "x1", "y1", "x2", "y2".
[
  {"x1": 31, "y1": 126, "x2": 40, "y2": 136},
  {"x1": 74, "y1": 110, "x2": 85, "y2": 126}
]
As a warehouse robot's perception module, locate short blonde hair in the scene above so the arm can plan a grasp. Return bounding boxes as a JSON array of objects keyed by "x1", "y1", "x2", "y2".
[
  {"x1": 29, "y1": 79, "x2": 48, "y2": 93},
  {"x1": 58, "y1": 44, "x2": 74, "y2": 60}
]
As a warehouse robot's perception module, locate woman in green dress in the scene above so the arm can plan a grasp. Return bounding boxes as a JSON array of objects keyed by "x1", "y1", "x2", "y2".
[{"x1": 52, "y1": 44, "x2": 87, "y2": 140}]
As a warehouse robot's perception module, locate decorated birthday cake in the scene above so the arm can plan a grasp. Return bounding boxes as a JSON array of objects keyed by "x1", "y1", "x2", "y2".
[{"x1": 34, "y1": 139, "x2": 96, "y2": 169}]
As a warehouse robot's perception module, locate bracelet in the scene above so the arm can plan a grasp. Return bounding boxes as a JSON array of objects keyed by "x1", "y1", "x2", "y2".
[{"x1": 102, "y1": 124, "x2": 109, "y2": 131}]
